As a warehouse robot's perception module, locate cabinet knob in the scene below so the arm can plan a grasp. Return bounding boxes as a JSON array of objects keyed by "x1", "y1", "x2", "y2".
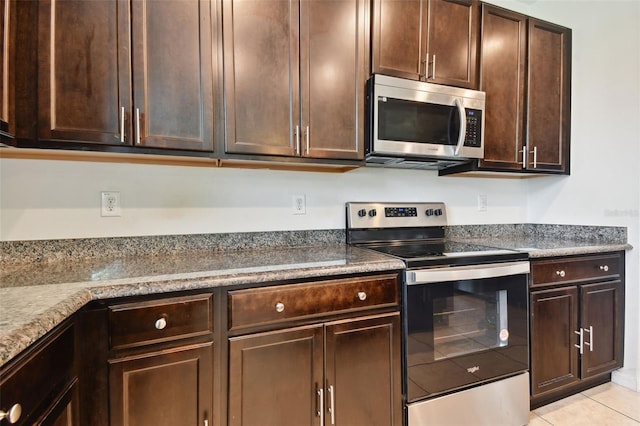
[
  {"x1": 0, "y1": 404, "x2": 22, "y2": 424},
  {"x1": 275, "y1": 302, "x2": 285, "y2": 313},
  {"x1": 155, "y1": 317, "x2": 167, "y2": 330},
  {"x1": 357, "y1": 291, "x2": 367, "y2": 301},
  {"x1": 556, "y1": 270, "x2": 566, "y2": 277},
  {"x1": 599, "y1": 265, "x2": 609, "y2": 272}
]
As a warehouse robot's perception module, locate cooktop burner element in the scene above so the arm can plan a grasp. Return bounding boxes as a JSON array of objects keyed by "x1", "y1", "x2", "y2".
[{"x1": 346, "y1": 202, "x2": 527, "y2": 267}]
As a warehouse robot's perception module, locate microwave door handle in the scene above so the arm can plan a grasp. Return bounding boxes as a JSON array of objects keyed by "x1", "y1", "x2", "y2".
[{"x1": 453, "y1": 98, "x2": 466, "y2": 156}]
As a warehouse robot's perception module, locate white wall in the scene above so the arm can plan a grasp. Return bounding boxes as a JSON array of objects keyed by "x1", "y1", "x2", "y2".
[
  {"x1": 1, "y1": 0, "x2": 638, "y2": 391},
  {"x1": 0, "y1": 160, "x2": 528, "y2": 240}
]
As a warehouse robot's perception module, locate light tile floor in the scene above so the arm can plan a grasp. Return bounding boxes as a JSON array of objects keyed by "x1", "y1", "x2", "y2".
[{"x1": 529, "y1": 382, "x2": 640, "y2": 425}]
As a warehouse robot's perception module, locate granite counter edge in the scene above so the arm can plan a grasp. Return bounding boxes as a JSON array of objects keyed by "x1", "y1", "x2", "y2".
[{"x1": 0, "y1": 258, "x2": 405, "y2": 368}]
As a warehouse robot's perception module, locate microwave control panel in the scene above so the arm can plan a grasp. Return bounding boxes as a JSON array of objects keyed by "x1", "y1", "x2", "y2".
[{"x1": 464, "y1": 109, "x2": 482, "y2": 147}]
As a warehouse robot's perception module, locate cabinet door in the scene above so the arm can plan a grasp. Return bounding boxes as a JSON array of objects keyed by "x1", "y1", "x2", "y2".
[
  {"x1": 109, "y1": 342, "x2": 213, "y2": 426},
  {"x1": 526, "y1": 18, "x2": 571, "y2": 173},
  {"x1": 228, "y1": 325, "x2": 324, "y2": 426},
  {"x1": 0, "y1": 0, "x2": 11, "y2": 135},
  {"x1": 35, "y1": 380, "x2": 79, "y2": 426},
  {"x1": 325, "y1": 313, "x2": 402, "y2": 426},
  {"x1": 371, "y1": 0, "x2": 426, "y2": 80},
  {"x1": 300, "y1": 0, "x2": 367, "y2": 160},
  {"x1": 37, "y1": 0, "x2": 131, "y2": 145},
  {"x1": 223, "y1": 0, "x2": 300, "y2": 156},
  {"x1": 425, "y1": 0, "x2": 479, "y2": 88},
  {"x1": 530, "y1": 286, "x2": 580, "y2": 396},
  {"x1": 131, "y1": 0, "x2": 214, "y2": 151},
  {"x1": 478, "y1": 5, "x2": 526, "y2": 171},
  {"x1": 580, "y1": 281, "x2": 624, "y2": 378}
]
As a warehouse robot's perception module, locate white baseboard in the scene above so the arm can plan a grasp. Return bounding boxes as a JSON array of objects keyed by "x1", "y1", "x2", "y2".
[{"x1": 612, "y1": 368, "x2": 639, "y2": 391}]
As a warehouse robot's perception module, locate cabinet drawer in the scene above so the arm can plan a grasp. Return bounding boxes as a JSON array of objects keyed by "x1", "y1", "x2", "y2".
[
  {"x1": 229, "y1": 274, "x2": 399, "y2": 331},
  {"x1": 531, "y1": 253, "x2": 621, "y2": 287},
  {"x1": 109, "y1": 294, "x2": 213, "y2": 350},
  {"x1": 0, "y1": 321, "x2": 75, "y2": 426}
]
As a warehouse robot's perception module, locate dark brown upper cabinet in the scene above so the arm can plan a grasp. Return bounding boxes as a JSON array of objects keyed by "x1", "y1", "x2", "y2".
[
  {"x1": 35, "y1": 0, "x2": 216, "y2": 152},
  {"x1": 441, "y1": 4, "x2": 571, "y2": 176},
  {"x1": 476, "y1": 5, "x2": 527, "y2": 172},
  {"x1": 0, "y1": 0, "x2": 14, "y2": 140},
  {"x1": 371, "y1": 0, "x2": 479, "y2": 89},
  {"x1": 223, "y1": 0, "x2": 368, "y2": 161},
  {"x1": 526, "y1": 17, "x2": 571, "y2": 173}
]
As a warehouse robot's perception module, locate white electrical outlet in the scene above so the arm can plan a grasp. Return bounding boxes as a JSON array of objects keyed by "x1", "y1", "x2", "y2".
[
  {"x1": 292, "y1": 194, "x2": 306, "y2": 215},
  {"x1": 477, "y1": 194, "x2": 487, "y2": 212},
  {"x1": 101, "y1": 191, "x2": 122, "y2": 217}
]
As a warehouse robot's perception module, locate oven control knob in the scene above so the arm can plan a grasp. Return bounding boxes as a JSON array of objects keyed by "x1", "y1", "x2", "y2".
[
  {"x1": 434, "y1": 208, "x2": 443, "y2": 216},
  {"x1": 357, "y1": 209, "x2": 367, "y2": 217},
  {"x1": 425, "y1": 209, "x2": 434, "y2": 216},
  {"x1": 368, "y1": 209, "x2": 377, "y2": 217}
]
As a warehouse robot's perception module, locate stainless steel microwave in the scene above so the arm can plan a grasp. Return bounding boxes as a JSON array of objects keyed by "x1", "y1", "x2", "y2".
[{"x1": 366, "y1": 74, "x2": 486, "y2": 170}]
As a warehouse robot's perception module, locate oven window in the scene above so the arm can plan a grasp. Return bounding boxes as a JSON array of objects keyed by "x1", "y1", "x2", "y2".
[
  {"x1": 377, "y1": 97, "x2": 460, "y2": 145},
  {"x1": 432, "y1": 287, "x2": 508, "y2": 359}
]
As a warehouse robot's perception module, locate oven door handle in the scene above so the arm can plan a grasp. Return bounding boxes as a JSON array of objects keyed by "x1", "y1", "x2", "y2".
[{"x1": 406, "y1": 261, "x2": 530, "y2": 284}]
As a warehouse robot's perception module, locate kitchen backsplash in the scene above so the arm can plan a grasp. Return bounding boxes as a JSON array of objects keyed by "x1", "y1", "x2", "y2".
[{"x1": 0, "y1": 224, "x2": 627, "y2": 267}]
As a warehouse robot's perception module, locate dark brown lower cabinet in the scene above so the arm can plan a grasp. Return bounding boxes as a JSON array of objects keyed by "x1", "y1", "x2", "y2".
[
  {"x1": 109, "y1": 342, "x2": 213, "y2": 426},
  {"x1": 228, "y1": 313, "x2": 402, "y2": 426},
  {"x1": 0, "y1": 319, "x2": 78, "y2": 426},
  {"x1": 530, "y1": 286, "x2": 580, "y2": 396},
  {"x1": 580, "y1": 281, "x2": 624, "y2": 378},
  {"x1": 36, "y1": 380, "x2": 79, "y2": 426},
  {"x1": 529, "y1": 252, "x2": 625, "y2": 408}
]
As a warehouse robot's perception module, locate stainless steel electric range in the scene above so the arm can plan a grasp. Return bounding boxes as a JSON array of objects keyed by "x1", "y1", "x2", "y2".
[{"x1": 346, "y1": 202, "x2": 530, "y2": 426}]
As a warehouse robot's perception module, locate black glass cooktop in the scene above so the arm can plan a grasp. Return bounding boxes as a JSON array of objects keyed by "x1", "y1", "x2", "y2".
[{"x1": 359, "y1": 240, "x2": 527, "y2": 267}]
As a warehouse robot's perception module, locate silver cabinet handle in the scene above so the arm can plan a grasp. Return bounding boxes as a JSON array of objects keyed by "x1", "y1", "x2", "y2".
[
  {"x1": 204, "y1": 420, "x2": 208, "y2": 426},
  {"x1": 357, "y1": 291, "x2": 367, "y2": 301},
  {"x1": 574, "y1": 328, "x2": 584, "y2": 355},
  {"x1": 0, "y1": 403, "x2": 22, "y2": 423},
  {"x1": 328, "y1": 385, "x2": 335, "y2": 425},
  {"x1": 453, "y1": 97, "x2": 466, "y2": 156},
  {"x1": 432, "y1": 54, "x2": 436, "y2": 79},
  {"x1": 530, "y1": 146, "x2": 537, "y2": 168},
  {"x1": 294, "y1": 125, "x2": 300, "y2": 155},
  {"x1": 424, "y1": 52, "x2": 429, "y2": 78},
  {"x1": 556, "y1": 270, "x2": 566, "y2": 278},
  {"x1": 120, "y1": 106, "x2": 126, "y2": 143},
  {"x1": 135, "y1": 108, "x2": 141, "y2": 145},
  {"x1": 584, "y1": 326, "x2": 594, "y2": 352},
  {"x1": 155, "y1": 317, "x2": 167, "y2": 330},
  {"x1": 275, "y1": 302, "x2": 285, "y2": 313},
  {"x1": 305, "y1": 125, "x2": 310, "y2": 155},
  {"x1": 317, "y1": 387, "x2": 324, "y2": 424},
  {"x1": 419, "y1": 57, "x2": 428, "y2": 78},
  {"x1": 600, "y1": 265, "x2": 609, "y2": 272}
]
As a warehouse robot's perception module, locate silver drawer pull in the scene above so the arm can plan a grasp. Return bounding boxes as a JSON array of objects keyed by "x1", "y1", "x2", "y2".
[
  {"x1": 275, "y1": 302, "x2": 285, "y2": 313},
  {"x1": 556, "y1": 270, "x2": 566, "y2": 277},
  {"x1": 357, "y1": 291, "x2": 367, "y2": 301},
  {"x1": 155, "y1": 317, "x2": 167, "y2": 330},
  {"x1": 599, "y1": 265, "x2": 609, "y2": 272},
  {"x1": 0, "y1": 403, "x2": 22, "y2": 423}
]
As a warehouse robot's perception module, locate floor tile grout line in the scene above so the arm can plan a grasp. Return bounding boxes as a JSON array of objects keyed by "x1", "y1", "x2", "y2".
[
  {"x1": 531, "y1": 411, "x2": 554, "y2": 425},
  {"x1": 581, "y1": 391, "x2": 640, "y2": 424}
]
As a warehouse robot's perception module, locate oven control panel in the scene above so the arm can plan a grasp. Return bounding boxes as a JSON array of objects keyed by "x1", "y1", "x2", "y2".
[{"x1": 346, "y1": 202, "x2": 447, "y2": 229}]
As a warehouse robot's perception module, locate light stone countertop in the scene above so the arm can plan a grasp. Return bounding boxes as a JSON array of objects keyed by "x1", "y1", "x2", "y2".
[
  {"x1": 1, "y1": 230, "x2": 633, "y2": 368},
  {"x1": 451, "y1": 237, "x2": 632, "y2": 258},
  {"x1": 0, "y1": 245, "x2": 405, "y2": 367}
]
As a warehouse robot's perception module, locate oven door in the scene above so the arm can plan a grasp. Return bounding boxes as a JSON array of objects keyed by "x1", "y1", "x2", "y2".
[{"x1": 404, "y1": 261, "x2": 529, "y2": 403}]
